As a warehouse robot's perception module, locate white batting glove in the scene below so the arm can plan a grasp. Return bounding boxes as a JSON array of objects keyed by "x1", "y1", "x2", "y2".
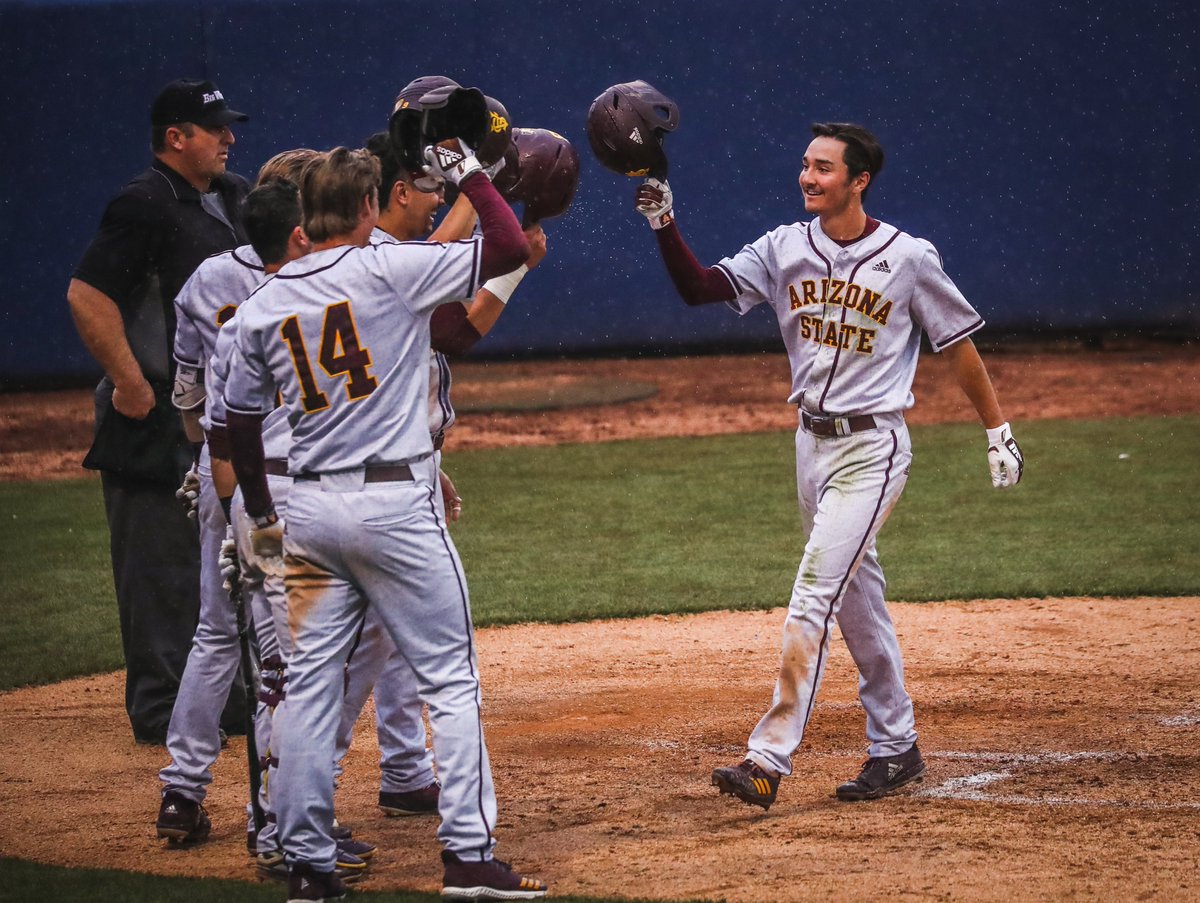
[
  {"x1": 423, "y1": 139, "x2": 483, "y2": 186},
  {"x1": 176, "y1": 467, "x2": 201, "y2": 520},
  {"x1": 986, "y1": 422, "x2": 1024, "y2": 489},
  {"x1": 634, "y1": 177, "x2": 674, "y2": 229},
  {"x1": 249, "y1": 511, "x2": 285, "y2": 577},
  {"x1": 219, "y1": 525, "x2": 240, "y2": 593}
]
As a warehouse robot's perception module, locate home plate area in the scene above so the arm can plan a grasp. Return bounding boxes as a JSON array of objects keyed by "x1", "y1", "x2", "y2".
[{"x1": 913, "y1": 749, "x2": 1200, "y2": 810}]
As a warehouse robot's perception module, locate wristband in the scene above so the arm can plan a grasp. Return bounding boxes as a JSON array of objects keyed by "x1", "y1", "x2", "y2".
[
  {"x1": 985, "y1": 422, "x2": 1012, "y2": 445},
  {"x1": 251, "y1": 507, "x2": 278, "y2": 529},
  {"x1": 481, "y1": 264, "x2": 529, "y2": 305}
]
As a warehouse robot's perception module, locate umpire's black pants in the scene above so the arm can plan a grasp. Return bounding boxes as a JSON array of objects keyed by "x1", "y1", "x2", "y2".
[{"x1": 101, "y1": 472, "x2": 246, "y2": 743}]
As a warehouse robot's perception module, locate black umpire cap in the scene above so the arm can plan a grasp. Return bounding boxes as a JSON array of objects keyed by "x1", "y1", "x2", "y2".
[{"x1": 151, "y1": 78, "x2": 249, "y2": 128}]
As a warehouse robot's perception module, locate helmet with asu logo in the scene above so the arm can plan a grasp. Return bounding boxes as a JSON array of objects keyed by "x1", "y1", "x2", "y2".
[
  {"x1": 586, "y1": 80, "x2": 680, "y2": 178},
  {"x1": 491, "y1": 127, "x2": 580, "y2": 226},
  {"x1": 476, "y1": 95, "x2": 514, "y2": 170}
]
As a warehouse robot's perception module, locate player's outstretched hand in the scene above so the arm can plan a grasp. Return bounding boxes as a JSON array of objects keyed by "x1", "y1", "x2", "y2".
[
  {"x1": 423, "y1": 139, "x2": 483, "y2": 186},
  {"x1": 986, "y1": 422, "x2": 1024, "y2": 489},
  {"x1": 524, "y1": 224, "x2": 547, "y2": 269},
  {"x1": 219, "y1": 524, "x2": 241, "y2": 592},
  {"x1": 176, "y1": 467, "x2": 201, "y2": 520},
  {"x1": 249, "y1": 513, "x2": 285, "y2": 577},
  {"x1": 635, "y1": 177, "x2": 674, "y2": 229}
]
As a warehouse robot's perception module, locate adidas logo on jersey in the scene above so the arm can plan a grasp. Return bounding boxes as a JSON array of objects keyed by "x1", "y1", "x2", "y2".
[
  {"x1": 629, "y1": 127, "x2": 643, "y2": 144},
  {"x1": 871, "y1": 259, "x2": 891, "y2": 273},
  {"x1": 434, "y1": 146, "x2": 464, "y2": 169}
]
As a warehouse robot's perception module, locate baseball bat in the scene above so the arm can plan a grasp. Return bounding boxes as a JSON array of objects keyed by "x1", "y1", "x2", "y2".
[{"x1": 228, "y1": 564, "x2": 268, "y2": 836}]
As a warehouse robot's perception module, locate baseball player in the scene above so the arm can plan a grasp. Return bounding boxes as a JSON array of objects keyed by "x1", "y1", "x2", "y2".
[
  {"x1": 201, "y1": 171, "x2": 377, "y2": 882},
  {"x1": 334, "y1": 128, "x2": 545, "y2": 823},
  {"x1": 630, "y1": 122, "x2": 1023, "y2": 808},
  {"x1": 224, "y1": 145, "x2": 545, "y2": 900},
  {"x1": 156, "y1": 150, "x2": 317, "y2": 846}
]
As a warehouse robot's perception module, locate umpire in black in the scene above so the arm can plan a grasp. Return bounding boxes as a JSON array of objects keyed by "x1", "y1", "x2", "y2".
[{"x1": 67, "y1": 78, "x2": 251, "y2": 744}]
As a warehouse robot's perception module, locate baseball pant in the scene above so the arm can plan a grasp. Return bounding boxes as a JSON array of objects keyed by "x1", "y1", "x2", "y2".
[
  {"x1": 335, "y1": 449, "x2": 445, "y2": 795},
  {"x1": 158, "y1": 449, "x2": 254, "y2": 799},
  {"x1": 747, "y1": 417, "x2": 917, "y2": 776},
  {"x1": 233, "y1": 475, "x2": 293, "y2": 854},
  {"x1": 274, "y1": 456, "x2": 497, "y2": 871}
]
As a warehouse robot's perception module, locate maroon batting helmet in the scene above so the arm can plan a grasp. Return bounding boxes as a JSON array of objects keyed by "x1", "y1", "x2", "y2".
[
  {"x1": 586, "y1": 79, "x2": 679, "y2": 178},
  {"x1": 492, "y1": 128, "x2": 580, "y2": 226}
]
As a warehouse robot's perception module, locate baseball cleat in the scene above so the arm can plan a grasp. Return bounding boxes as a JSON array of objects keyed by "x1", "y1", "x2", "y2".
[
  {"x1": 258, "y1": 850, "x2": 365, "y2": 884},
  {"x1": 711, "y1": 759, "x2": 780, "y2": 810},
  {"x1": 441, "y1": 850, "x2": 547, "y2": 899},
  {"x1": 337, "y1": 836, "x2": 377, "y2": 861},
  {"x1": 379, "y1": 780, "x2": 440, "y2": 817},
  {"x1": 836, "y1": 742, "x2": 926, "y2": 801},
  {"x1": 287, "y1": 862, "x2": 347, "y2": 902},
  {"x1": 155, "y1": 791, "x2": 211, "y2": 843}
]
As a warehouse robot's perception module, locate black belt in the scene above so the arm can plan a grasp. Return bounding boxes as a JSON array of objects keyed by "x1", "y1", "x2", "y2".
[
  {"x1": 296, "y1": 464, "x2": 414, "y2": 483},
  {"x1": 432, "y1": 429, "x2": 445, "y2": 452},
  {"x1": 264, "y1": 459, "x2": 289, "y2": 477},
  {"x1": 801, "y1": 411, "x2": 878, "y2": 437}
]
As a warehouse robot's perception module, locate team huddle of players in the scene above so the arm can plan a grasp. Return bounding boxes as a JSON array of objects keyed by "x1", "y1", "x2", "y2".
[
  {"x1": 153, "y1": 76, "x2": 568, "y2": 902},
  {"x1": 99, "y1": 75, "x2": 1022, "y2": 903}
]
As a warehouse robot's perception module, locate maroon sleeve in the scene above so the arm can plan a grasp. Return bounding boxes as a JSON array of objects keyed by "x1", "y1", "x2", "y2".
[
  {"x1": 226, "y1": 411, "x2": 272, "y2": 517},
  {"x1": 457, "y1": 172, "x2": 529, "y2": 280},
  {"x1": 206, "y1": 424, "x2": 231, "y2": 461},
  {"x1": 430, "y1": 303, "x2": 483, "y2": 357},
  {"x1": 654, "y1": 222, "x2": 738, "y2": 306}
]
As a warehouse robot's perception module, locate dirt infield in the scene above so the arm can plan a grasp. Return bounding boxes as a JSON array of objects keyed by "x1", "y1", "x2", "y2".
[{"x1": 1, "y1": 347, "x2": 1198, "y2": 901}]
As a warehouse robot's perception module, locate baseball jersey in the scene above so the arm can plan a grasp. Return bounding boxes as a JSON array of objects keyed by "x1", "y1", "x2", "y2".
[
  {"x1": 174, "y1": 245, "x2": 266, "y2": 429},
  {"x1": 208, "y1": 318, "x2": 293, "y2": 462},
  {"x1": 716, "y1": 218, "x2": 983, "y2": 415},
  {"x1": 371, "y1": 228, "x2": 456, "y2": 438},
  {"x1": 224, "y1": 238, "x2": 481, "y2": 474}
]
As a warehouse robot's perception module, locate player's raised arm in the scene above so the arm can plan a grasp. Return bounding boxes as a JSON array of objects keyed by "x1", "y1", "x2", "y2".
[
  {"x1": 633, "y1": 179, "x2": 737, "y2": 306},
  {"x1": 421, "y1": 138, "x2": 528, "y2": 280},
  {"x1": 585, "y1": 79, "x2": 735, "y2": 307}
]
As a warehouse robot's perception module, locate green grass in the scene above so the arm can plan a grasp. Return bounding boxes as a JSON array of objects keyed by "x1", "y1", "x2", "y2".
[
  {"x1": 0, "y1": 858, "x2": 690, "y2": 903},
  {"x1": 1, "y1": 416, "x2": 1196, "y2": 692},
  {"x1": 0, "y1": 479, "x2": 123, "y2": 689}
]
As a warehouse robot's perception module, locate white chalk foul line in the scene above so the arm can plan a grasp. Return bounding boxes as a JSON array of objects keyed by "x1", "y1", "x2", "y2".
[{"x1": 914, "y1": 751, "x2": 1200, "y2": 810}]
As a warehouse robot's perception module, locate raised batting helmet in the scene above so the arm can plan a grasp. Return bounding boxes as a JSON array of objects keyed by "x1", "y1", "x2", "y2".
[
  {"x1": 586, "y1": 80, "x2": 680, "y2": 178},
  {"x1": 492, "y1": 128, "x2": 580, "y2": 226},
  {"x1": 389, "y1": 76, "x2": 488, "y2": 175}
]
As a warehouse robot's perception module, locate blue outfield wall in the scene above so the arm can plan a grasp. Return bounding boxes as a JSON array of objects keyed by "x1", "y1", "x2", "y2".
[{"x1": 1, "y1": 0, "x2": 1197, "y2": 381}]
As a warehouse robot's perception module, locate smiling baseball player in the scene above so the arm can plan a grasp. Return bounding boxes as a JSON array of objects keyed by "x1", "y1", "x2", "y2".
[
  {"x1": 626, "y1": 120, "x2": 1023, "y2": 809},
  {"x1": 224, "y1": 144, "x2": 545, "y2": 900}
]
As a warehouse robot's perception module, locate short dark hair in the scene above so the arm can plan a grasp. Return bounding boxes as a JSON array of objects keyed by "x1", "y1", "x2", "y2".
[
  {"x1": 810, "y1": 122, "x2": 884, "y2": 199},
  {"x1": 364, "y1": 131, "x2": 407, "y2": 211},
  {"x1": 244, "y1": 180, "x2": 302, "y2": 265}
]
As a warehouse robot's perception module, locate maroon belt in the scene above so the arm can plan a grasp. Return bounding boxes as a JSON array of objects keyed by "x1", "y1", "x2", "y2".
[
  {"x1": 264, "y1": 459, "x2": 289, "y2": 477},
  {"x1": 296, "y1": 464, "x2": 414, "y2": 483},
  {"x1": 801, "y1": 411, "x2": 878, "y2": 437}
]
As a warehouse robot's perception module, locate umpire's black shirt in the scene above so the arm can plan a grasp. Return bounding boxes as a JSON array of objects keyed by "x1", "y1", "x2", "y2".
[{"x1": 74, "y1": 158, "x2": 249, "y2": 382}]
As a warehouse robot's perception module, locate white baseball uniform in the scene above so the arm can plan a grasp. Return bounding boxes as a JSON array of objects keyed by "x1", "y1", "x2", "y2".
[
  {"x1": 336, "y1": 226, "x2": 453, "y2": 798},
  {"x1": 716, "y1": 217, "x2": 983, "y2": 775},
  {"x1": 205, "y1": 317, "x2": 292, "y2": 854},
  {"x1": 224, "y1": 235, "x2": 496, "y2": 871},
  {"x1": 160, "y1": 246, "x2": 268, "y2": 804}
]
